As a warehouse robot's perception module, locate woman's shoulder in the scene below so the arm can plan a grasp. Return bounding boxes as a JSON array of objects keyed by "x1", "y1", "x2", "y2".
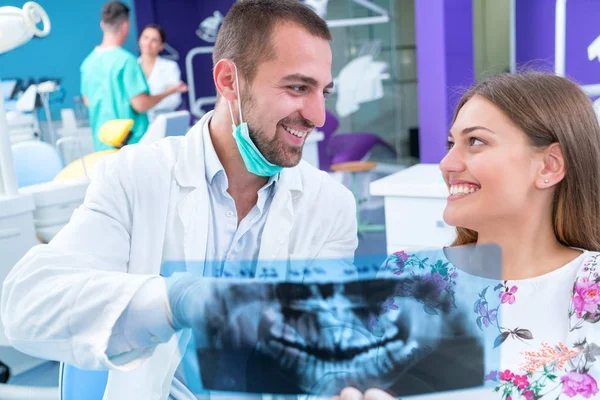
[{"x1": 572, "y1": 250, "x2": 600, "y2": 277}]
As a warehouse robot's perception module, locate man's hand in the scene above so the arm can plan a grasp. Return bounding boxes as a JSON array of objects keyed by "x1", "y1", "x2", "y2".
[
  {"x1": 332, "y1": 387, "x2": 396, "y2": 400},
  {"x1": 164, "y1": 273, "x2": 276, "y2": 348}
]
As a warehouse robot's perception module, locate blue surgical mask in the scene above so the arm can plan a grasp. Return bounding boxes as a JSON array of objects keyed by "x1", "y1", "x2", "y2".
[{"x1": 227, "y1": 64, "x2": 283, "y2": 177}]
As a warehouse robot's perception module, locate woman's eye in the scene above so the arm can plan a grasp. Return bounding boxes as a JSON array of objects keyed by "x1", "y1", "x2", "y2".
[
  {"x1": 446, "y1": 140, "x2": 455, "y2": 150},
  {"x1": 470, "y1": 137, "x2": 484, "y2": 146}
]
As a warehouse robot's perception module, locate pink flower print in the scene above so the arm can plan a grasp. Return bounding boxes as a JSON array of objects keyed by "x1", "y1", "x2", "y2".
[
  {"x1": 394, "y1": 250, "x2": 410, "y2": 262},
  {"x1": 522, "y1": 390, "x2": 534, "y2": 400},
  {"x1": 391, "y1": 251, "x2": 410, "y2": 274},
  {"x1": 501, "y1": 285, "x2": 518, "y2": 304},
  {"x1": 561, "y1": 372, "x2": 599, "y2": 398},
  {"x1": 499, "y1": 370, "x2": 514, "y2": 381},
  {"x1": 512, "y1": 374, "x2": 529, "y2": 390},
  {"x1": 573, "y1": 278, "x2": 600, "y2": 318}
]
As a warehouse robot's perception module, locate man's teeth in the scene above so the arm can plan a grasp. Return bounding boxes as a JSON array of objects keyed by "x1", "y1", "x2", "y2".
[
  {"x1": 449, "y1": 185, "x2": 480, "y2": 196},
  {"x1": 283, "y1": 125, "x2": 310, "y2": 138}
]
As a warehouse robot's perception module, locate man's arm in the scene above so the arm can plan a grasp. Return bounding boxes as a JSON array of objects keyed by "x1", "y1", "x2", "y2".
[
  {"x1": 0, "y1": 148, "x2": 172, "y2": 370},
  {"x1": 82, "y1": 95, "x2": 88, "y2": 107}
]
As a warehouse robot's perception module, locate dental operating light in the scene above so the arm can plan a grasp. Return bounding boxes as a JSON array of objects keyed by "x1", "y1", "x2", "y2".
[{"x1": 0, "y1": 2, "x2": 50, "y2": 196}]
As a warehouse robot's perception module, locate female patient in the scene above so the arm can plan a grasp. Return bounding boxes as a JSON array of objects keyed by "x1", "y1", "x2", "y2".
[{"x1": 336, "y1": 72, "x2": 600, "y2": 400}]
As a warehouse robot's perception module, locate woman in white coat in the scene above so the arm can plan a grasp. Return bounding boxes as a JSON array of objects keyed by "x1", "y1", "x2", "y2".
[{"x1": 138, "y1": 24, "x2": 187, "y2": 122}]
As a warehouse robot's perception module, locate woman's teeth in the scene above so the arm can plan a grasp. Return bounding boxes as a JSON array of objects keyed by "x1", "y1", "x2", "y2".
[
  {"x1": 449, "y1": 185, "x2": 480, "y2": 196},
  {"x1": 283, "y1": 125, "x2": 310, "y2": 138}
]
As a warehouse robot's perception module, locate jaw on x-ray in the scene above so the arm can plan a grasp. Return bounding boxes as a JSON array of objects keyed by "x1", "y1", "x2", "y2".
[{"x1": 191, "y1": 247, "x2": 498, "y2": 397}]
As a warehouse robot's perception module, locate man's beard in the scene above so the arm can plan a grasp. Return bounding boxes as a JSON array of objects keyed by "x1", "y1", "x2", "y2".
[{"x1": 241, "y1": 88, "x2": 312, "y2": 168}]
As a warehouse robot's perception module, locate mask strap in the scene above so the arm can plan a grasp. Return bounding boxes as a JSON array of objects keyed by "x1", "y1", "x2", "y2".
[
  {"x1": 227, "y1": 63, "x2": 244, "y2": 129},
  {"x1": 232, "y1": 64, "x2": 244, "y2": 123},
  {"x1": 227, "y1": 102, "x2": 237, "y2": 131}
]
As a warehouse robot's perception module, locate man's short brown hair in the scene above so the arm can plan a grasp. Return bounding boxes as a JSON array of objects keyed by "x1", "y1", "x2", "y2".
[
  {"x1": 101, "y1": 1, "x2": 130, "y2": 32},
  {"x1": 213, "y1": 0, "x2": 332, "y2": 84}
]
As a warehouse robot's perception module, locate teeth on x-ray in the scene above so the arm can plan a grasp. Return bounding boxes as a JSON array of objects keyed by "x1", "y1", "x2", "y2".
[{"x1": 193, "y1": 246, "x2": 501, "y2": 396}]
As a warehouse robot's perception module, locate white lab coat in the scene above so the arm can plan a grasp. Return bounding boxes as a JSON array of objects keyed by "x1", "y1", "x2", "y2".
[
  {"x1": 141, "y1": 56, "x2": 182, "y2": 121},
  {"x1": 1, "y1": 112, "x2": 358, "y2": 399}
]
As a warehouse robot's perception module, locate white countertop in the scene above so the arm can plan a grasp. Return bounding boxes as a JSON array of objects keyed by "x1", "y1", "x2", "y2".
[{"x1": 369, "y1": 163, "x2": 449, "y2": 198}]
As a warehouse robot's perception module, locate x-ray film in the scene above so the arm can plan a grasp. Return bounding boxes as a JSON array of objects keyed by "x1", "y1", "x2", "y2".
[{"x1": 179, "y1": 246, "x2": 502, "y2": 397}]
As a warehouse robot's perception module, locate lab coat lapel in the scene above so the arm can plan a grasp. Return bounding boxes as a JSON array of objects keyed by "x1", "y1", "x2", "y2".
[
  {"x1": 174, "y1": 112, "x2": 212, "y2": 276},
  {"x1": 177, "y1": 188, "x2": 209, "y2": 275}
]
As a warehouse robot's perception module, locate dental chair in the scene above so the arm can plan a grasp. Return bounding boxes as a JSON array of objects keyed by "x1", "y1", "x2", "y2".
[
  {"x1": 54, "y1": 111, "x2": 190, "y2": 181},
  {"x1": 11, "y1": 141, "x2": 63, "y2": 187},
  {"x1": 10, "y1": 140, "x2": 89, "y2": 243},
  {"x1": 59, "y1": 363, "x2": 107, "y2": 400},
  {"x1": 318, "y1": 109, "x2": 396, "y2": 172}
]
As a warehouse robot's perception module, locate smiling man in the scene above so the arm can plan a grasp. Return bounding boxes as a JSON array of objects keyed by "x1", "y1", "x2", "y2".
[{"x1": 1, "y1": 1, "x2": 358, "y2": 400}]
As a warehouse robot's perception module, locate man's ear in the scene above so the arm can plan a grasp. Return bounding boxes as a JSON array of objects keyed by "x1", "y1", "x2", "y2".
[
  {"x1": 121, "y1": 20, "x2": 130, "y2": 36},
  {"x1": 213, "y1": 60, "x2": 239, "y2": 102},
  {"x1": 536, "y1": 143, "x2": 566, "y2": 189}
]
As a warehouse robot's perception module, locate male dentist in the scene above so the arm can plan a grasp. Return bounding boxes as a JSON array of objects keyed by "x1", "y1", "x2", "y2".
[{"x1": 1, "y1": 1, "x2": 357, "y2": 399}]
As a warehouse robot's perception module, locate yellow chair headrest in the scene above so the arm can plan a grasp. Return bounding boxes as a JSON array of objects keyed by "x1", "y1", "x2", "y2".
[{"x1": 99, "y1": 119, "x2": 134, "y2": 147}]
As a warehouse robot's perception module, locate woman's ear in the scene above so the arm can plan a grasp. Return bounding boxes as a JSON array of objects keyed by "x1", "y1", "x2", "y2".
[
  {"x1": 213, "y1": 60, "x2": 239, "y2": 102},
  {"x1": 536, "y1": 143, "x2": 566, "y2": 189}
]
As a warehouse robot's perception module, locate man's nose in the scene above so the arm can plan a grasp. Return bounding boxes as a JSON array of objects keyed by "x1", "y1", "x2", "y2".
[{"x1": 301, "y1": 92, "x2": 327, "y2": 128}]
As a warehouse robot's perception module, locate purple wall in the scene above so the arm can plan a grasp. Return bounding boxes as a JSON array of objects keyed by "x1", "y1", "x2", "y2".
[
  {"x1": 415, "y1": 0, "x2": 474, "y2": 163},
  {"x1": 516, "y1": 0, "x2": 600, "y2": 85},
  {"x1": 416, "y1": 0, "x2": 600, "y2": 163},
  {"x1": 515, "y1": 0, "x2": 555, "y2": 72}
]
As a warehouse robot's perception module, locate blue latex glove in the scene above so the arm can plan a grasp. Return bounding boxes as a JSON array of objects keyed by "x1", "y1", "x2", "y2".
[
  {"x1": 164, "y1": 272, "x2": 208, "y2": 331},
  {"x1": 164, "y1": 272, "x2": 276, "y2": 348}
]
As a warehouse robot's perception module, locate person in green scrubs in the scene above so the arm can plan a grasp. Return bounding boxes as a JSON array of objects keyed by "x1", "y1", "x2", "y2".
[{"x1": 80, "y1": 1, "x2": 187, "y2": 151}]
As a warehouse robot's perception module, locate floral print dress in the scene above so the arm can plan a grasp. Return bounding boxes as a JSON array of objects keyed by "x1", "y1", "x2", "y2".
[{"x1": 381, "y1": 249, "x2": 600, "y2": 400}]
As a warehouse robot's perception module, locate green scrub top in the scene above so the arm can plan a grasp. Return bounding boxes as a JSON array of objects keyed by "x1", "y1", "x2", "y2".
[{"x1": 80, "y1": 47, "x2": 150, "y2": 151}]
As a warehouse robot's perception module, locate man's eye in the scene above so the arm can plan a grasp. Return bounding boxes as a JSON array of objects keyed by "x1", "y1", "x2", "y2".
[
  {"x1": 324, "y1": 90, "x2": 332, "y2": 98},
  {"x1": 289, "y1": 85, "x2": 306, "y2": 93}
]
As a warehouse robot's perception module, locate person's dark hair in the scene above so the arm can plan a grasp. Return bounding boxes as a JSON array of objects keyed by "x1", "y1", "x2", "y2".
[
  {"x1": 451, "y1": 72, "x2": 600, "y2": 251},
  {"x1": 140, "y1": 24, "x2": 166, "y2": 44},
  {"x1": 213, "y1": 0, "x2": 331, "y2": 84},
  {"x1": 101, "y1": 1, "x2": 130, "y2": 33}
]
